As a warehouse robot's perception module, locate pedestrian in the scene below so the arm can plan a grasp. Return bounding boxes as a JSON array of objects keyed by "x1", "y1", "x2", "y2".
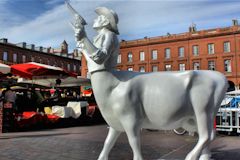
[
  {"x1": 2, "y1": 86, "x2": 17, "y2": 132},
  {"x1": 3, "y1": 86, "x2": 17, "y2": 111}
]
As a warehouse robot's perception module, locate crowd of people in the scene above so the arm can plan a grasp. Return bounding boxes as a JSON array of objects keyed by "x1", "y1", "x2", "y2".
[{"x1": 0, "y1": 86, "x2": 83, "y2": 113}]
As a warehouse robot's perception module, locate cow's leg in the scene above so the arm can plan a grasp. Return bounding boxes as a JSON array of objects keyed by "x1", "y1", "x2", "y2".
[
  {"x1": 199, "y1": 146, "x2": 211, "y2": 160},
  {"x1": 98, "y1": 127, "x2": 121, "y2": 160},
  {"x1": 199, "y1": 125, "x2": 216, "y2": 160},
  {"x1": 121, "y1": 118, "x2": 143, "y2": 160},
  {"x1": 185, "y1": 112, "x2": 212, "y2": 160}
]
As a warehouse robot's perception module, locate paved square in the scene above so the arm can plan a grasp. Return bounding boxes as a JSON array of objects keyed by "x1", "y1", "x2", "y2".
[{"x1": 0, "y1": 124, "x2": 239, "y2": 160}]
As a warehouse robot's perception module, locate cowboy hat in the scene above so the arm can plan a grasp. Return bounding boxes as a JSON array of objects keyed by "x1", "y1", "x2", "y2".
[{"x1": 95, "y1": 7, "x2": 119, "y2": 35}]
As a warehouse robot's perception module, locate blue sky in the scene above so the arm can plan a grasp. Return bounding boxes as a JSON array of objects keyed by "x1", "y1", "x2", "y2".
[{"x1": 1, "y1": 0, "x2": 240, "y2": 52}]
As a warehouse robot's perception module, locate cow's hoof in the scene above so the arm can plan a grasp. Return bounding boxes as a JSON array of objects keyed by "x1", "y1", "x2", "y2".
[
  {"x1": 199, "y1": 154, "x2": 212, "y2": 160},
  {"x1": 97, "y1": 157, "x2": 108, "y2": 160},
  {"x1": 97, "y1": 155, "x2": 108, "y2": 160}
]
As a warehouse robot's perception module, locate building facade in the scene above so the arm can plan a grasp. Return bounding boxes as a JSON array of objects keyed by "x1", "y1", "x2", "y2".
[
  {"x1": 81, "y1": 22, "x2": 240, "y2": 90},
  {"x1": 0, "y1": 38, "x2": 81, "y2": 75}
]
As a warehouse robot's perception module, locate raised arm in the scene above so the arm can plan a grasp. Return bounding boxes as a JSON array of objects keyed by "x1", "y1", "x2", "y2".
[{"x1": 65, "y1": 1, "x2": 97, "y2": 60}]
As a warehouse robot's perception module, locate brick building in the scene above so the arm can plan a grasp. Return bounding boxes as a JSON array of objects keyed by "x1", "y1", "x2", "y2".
[
  {"x1": 0, "y1": 38, "x2": 81, "y2": 75},
  {"x1": 81, "y1": 21, "x2": 240, "y2": 90}
]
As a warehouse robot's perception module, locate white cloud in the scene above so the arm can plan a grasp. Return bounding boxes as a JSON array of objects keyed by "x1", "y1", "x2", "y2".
[
  {"x1": 0, "y1": 1, "x2": 107, "y2": 50},
  {"x1": 44, "y1": 0, "x2": 62, "y2": 6},
  {"x1": 0, "y1": 0, "x2": 31, "y2": 30},
  {"x1": 1, "y1": 1, "x2": 240, "y2": 52}
]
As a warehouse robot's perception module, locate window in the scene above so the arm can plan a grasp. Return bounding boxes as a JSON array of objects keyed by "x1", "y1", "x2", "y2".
[
  {"x1": 67, "y1": 64, "x2": 71, "y2": 71},
  {"x1": 22, "y1": 55, "x2": 26, "y2": 63},
  {"x1": 224, "y1": 41, "x2": 230, "y2": 53},
  {"x1": 139, "y1": 66, "x2": 145, "y2": 72},
  {"x1": 165, "y1": 48, "x2": 171, "y2": 59},
  {"x1": 208, "y1": 61, "x2": 215, "y2": 70},
  {"x1": 179, "y1": 63, "x2": 185, "y2": 71},
  {"x1": 3, "y1": 51, "x2": 8, "y2": 61},
  {"x1": 165, "y1": 64, "x2": 171, "y2": 71},
  {"x1": 117, "y1": 54, "x2": 121, "y2": 63},
  {"x1": 193, "y1": 62, "x2": 200, "y2": 70},
  {"x1": 178, "y1": 47, "x2": 184, "y2": 57},
  {"x1": 73, "y1": 65, "x2": 77, "y2": 72},
  {"x1": 224, "y1": 60, "x2": 232, "y2": 72},
  {"x1": 127, "y1": 52, "x2": 133, "y2": 62},
  {"x1": 152, "y1": 65, "x2": 158, "y2": 72},
  {"x1": 151, "y1": 50, "x2": 157, "y2": 60},
  {"x1": 13, "y1": 53, "x2": 17, "y2": 63},
  {"x1": 140, "y1": 51, "x2": 145, "y2": 61},
  {"x1": 192, "y1": 45, "x2": 199, "y2": 56},
  {"x1": 128, "y1": 67, "x2": 133, "y2": 71},
  {"x1": 208, "y1": 43, "x2": 214, "y2": 54}
]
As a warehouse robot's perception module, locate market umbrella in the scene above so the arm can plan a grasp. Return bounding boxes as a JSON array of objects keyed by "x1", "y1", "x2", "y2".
[
  {"x1": 11, "y1": 62, "x2": 76, "y2": 79},
  {"x1": 0, "y1": 63, "x2": 11, "y2": 75}
]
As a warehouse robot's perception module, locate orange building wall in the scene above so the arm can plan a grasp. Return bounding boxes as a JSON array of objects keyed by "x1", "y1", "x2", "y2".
[{"x1": 81, "y1": 25, "x2": 240, "y2": 88}]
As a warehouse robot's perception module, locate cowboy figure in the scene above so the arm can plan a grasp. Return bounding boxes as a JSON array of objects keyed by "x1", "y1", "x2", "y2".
[{"x1": 74, "y1": 7, "x2": 120, "y2": 74}]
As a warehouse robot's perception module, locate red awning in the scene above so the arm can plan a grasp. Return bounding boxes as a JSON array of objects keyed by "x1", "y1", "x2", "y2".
[{"x1": 11, "y1": 62, "x2": 76, "y2": 79}]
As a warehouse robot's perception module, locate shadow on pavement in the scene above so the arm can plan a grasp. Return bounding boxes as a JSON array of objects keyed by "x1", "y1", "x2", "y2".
[{"x1": 212, "y1": 147, "x2": 240, "y2": 160}]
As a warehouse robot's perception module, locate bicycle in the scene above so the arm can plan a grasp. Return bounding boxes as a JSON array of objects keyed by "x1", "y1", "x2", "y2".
[
  {"x1": 173, "y1": 127, "x2": 187, "y2": 135},
  {"x1": 173, "y1": 127, "x2": 196, "y2": 136}
]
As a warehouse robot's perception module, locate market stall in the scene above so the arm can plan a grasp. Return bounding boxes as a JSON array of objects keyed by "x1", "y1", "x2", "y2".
[
  {"x1": 216, "y1": 91, "x2": 240, "y2": 134},
  {"x1": 0, "y1": 62, "x2": 102, "y2": 131}
]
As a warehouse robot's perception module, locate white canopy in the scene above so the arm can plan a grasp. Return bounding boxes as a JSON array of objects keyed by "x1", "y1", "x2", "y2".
[
  {"x1": 17, "y1": 76, "x2": 91, "y2": 87},
  {"x1": 0, "y1": 63, "x2": 10, "y2": 74}
]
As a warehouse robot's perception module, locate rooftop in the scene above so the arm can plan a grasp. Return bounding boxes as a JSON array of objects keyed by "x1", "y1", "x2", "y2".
[
  {"x1": 0, "y1": 38, "x2": 81, "y2": 60},
  {"x1": 120, "y1": 24, "x2": 240, "y2": 48}
]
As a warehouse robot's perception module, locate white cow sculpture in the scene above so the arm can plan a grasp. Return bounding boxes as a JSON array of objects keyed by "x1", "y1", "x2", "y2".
[{"x1": 67, "y1": 3, "x2": 228, "y2": 160}]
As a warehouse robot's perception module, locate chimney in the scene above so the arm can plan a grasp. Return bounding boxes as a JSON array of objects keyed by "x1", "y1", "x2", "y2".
[
  {"x1": 0, "y1": 38, "x2": 8, "y2": 43},
  {"x1": 36, "y1": 46, "x2": 43, "y2": 52},
  {"x1": 232, "y1": 19, "x2": 238, "y2": 26},
  {"x1": 73, "y1": 49, "x2": 78, "y2": 57},
  {"x1": 31, "y1": 44, "x2": 35, "y2": 50},
  {"x1": 16, "y1": 42, "x2": 26, "y2": 48},
  {"x1": 189, "y1": 23, "x2": 197, "y2": 33},
  {"x1": 73, "y1": 49, "x2": 82, "y2": 60},
  {"x1": 26, "y1": 44, "x2": 35, "y2": 50}
]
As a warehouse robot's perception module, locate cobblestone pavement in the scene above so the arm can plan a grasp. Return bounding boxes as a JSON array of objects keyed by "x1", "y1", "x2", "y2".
[{"x1": 0, "y1": 124, "x2": 239, "y2": 160}]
